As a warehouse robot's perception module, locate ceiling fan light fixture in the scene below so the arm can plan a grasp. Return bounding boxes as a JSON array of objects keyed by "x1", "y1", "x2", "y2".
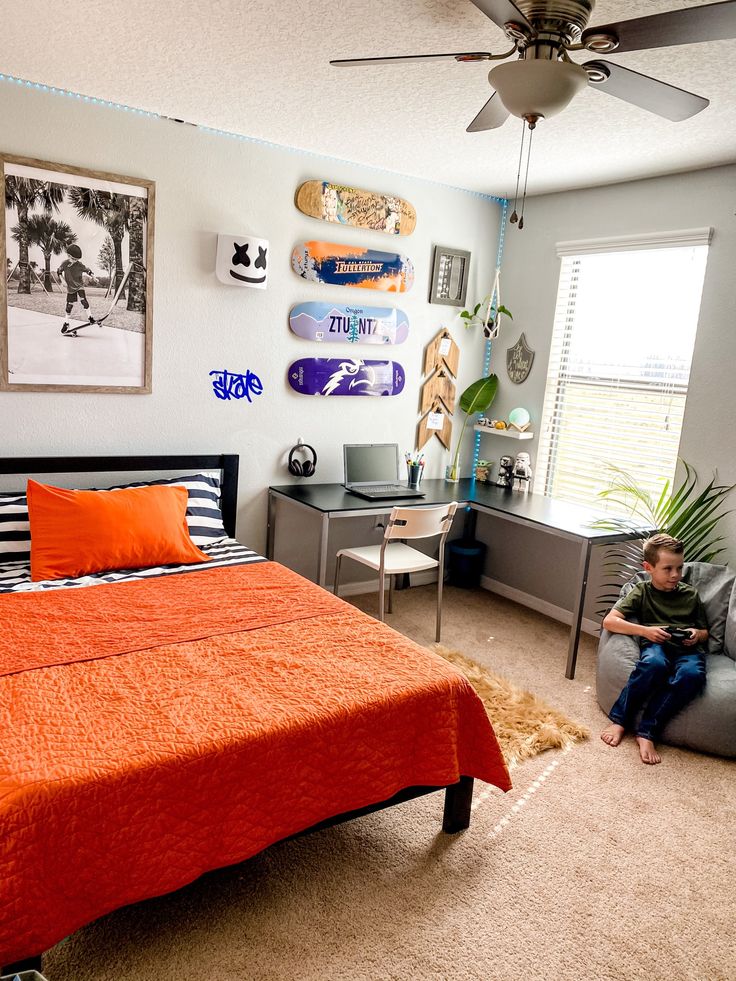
[{"x1": 489, "y1": 59, "x2": 589, "y2": 119}]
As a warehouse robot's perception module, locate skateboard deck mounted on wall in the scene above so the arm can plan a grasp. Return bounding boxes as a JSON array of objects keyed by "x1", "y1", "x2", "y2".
[
  {"x1": 287, "y1": 358, "x2": 405, "y2": 396},
  {"x1": 289, "y1": 302, "x2": 409, "y2": 345},
  {"x1": 291, "y1": 241, "x2": 414, "y2": 293},
  {"x1": 295, "y1": 181, "x2": 417, "y2": 236}
]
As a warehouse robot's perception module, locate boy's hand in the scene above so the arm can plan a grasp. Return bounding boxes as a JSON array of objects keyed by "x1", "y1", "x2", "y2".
[
  {"x1": 682, "y1": 628, "x2": 706, "y2": 647},
  {"x1": 642, "y1": 625, "x2": 671, "y2": 644}
]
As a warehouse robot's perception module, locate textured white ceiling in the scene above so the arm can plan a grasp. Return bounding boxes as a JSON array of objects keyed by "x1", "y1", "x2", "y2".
[{"x1": 1, "y1": 0, "x2": 734, "y2": 196}]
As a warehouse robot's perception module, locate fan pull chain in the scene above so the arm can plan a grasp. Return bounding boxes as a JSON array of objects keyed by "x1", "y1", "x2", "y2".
[
  {"x1": 509, "y1": 119, "x2": 526, "y2": 224},
  {"x1": 518, "y1": 120, "x2": 535, "y2": 231}
]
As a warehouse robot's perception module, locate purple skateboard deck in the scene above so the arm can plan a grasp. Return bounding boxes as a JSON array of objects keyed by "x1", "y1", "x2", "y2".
[
  {"x1": 288, "y1": 358, "x2": 405, "y2": 396},
  {"x1": 289, "y1": 302, "x2": 409, "y2": 345},
  {"x1": 291, "y1": 241, "x2": 414, "y2": 293}
]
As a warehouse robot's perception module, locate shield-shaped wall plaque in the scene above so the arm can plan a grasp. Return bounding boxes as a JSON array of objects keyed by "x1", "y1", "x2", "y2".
[{"x1": 506, "y1": 333, "x2": 535, "y2": 384}]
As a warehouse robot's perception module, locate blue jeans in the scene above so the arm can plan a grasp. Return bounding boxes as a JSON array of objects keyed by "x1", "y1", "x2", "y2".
[{"x1": 608, "y1": 643, "x2": 706, "y2": 740}]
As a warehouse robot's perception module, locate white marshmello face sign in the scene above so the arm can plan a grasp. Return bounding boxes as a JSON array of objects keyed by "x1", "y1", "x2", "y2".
[{"x1": 216, "y1": 234, "x2": 268, "y2": 289}]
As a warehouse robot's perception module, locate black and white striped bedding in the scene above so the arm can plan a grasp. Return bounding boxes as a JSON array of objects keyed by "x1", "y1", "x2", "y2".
[
  {"x1": 0, "y1": 472, "x2": 227, "y2": 565},
  {"x1": 0, "y1": 490, "x2": 27, "y2": 563},
  {"x1": 0, "y1": 537, "x2": 265, "y2": 594}
]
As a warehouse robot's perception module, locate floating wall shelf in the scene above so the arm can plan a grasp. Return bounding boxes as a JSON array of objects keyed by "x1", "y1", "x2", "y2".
[{"x1": 474, "y1": 425, "x2": 534, "y2": 440}]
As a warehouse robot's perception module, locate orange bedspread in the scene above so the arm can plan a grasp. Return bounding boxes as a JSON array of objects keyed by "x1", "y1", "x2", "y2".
[{"x1": 0, "y1": 562, "x2": 510, "y2": 964}]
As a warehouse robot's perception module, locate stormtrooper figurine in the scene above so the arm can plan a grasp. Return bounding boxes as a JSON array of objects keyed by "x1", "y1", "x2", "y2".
[
  {"x1": 512, "y1": 452, "x2": 533, "y2": 492},
  {"x1": 496, "y1": 455, "x2": 514, "y2": 488}
]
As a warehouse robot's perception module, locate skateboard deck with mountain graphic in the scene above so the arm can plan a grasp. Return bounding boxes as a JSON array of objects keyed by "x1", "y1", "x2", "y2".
[
  {"x1": 289, "y1": 302, "x2": 409, "y2": 345},
  {"x1": 287, "y1": 358, "x2": 405, "y2": 396},
  {"x1": 291, "y1": 241, "x2": 414, "y2": 293},
  {"x1": 295, "y1": 181, "x2": 416, "y2": 236}
]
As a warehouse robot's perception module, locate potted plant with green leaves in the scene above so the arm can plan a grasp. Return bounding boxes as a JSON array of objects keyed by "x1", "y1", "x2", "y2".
[
  {"x1": 592, "y1": 461, "x2": 735, "y2": 614},
  {"x1": 447, "y1": 374, "x2": 499, "y2": 482},
  {"x1": 460, "y1": 296, "x2": 513, "y2": 338}
]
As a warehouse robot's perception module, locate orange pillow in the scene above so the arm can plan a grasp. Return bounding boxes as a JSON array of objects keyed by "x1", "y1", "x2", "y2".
[{"x1": 27, "y1": 479, "x2": 210, "y2": 582}]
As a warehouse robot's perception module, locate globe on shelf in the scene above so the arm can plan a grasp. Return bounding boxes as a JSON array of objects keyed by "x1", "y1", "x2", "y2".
[{"x1": 508, "y1": 407, "x2": 531, "y2": 432}]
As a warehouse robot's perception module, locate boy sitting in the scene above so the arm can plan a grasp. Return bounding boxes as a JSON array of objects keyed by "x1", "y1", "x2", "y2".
[{"x1": 600, "y1": 534, "x2": 708, "y2": 765}]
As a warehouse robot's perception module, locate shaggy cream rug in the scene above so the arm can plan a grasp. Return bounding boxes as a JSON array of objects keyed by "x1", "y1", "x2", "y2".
[{"x1": 433, "y1": 644, "x2": 589, "y2": 766}]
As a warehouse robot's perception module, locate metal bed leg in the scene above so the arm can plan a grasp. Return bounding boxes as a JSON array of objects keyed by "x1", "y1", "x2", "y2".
[
  {"x1": 2, "y1": 955, "x2": 43, "y2": 974},
  {"x1": 443, "y1": 776, "x2": 474, "y2": 833}
]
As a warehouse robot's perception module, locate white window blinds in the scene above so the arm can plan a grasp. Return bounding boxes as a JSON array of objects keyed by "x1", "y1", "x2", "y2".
[{"x1": 534, "y1": 234, "x2": 709, "y2": 510}]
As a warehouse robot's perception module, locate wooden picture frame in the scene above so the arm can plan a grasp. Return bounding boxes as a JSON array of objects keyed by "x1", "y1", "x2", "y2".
[
  {"x1": 428, "y1": 245, "x2": 470, "y2": 307},
  {"x1": 1, "y1": 153, "x2": 154, "y2": 393}
]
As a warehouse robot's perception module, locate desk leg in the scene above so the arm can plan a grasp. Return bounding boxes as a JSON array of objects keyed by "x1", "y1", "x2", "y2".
[
  {"x1": 318, "y1": 512, "x2": 329, "y2": 588},
  {"x1": 566, "y1": 539, "x2": 592, "y2": 680},
  {"x1": 266, "y1": 491, "x2": 275, "y2": 560}
]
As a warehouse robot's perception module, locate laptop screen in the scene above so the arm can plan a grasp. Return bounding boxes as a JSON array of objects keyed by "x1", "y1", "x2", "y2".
[{"x1": 344, "y1": 443, "x2": 399, "y2": 484}]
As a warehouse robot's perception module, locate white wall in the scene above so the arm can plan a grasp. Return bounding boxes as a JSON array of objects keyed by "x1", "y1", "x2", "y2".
[
  {"x1": 0, "y1": 82, "x2": 502, "y2": 553},
  {"x1": 490, "y1": 165, "x2": 736, "y2": 619}
]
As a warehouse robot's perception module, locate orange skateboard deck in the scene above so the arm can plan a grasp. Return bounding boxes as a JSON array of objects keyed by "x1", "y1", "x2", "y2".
[
  {"x1": 295, "y1": 181, "x2": 416, "y2": 236},
  {"x1": 291, "y1": 241, "x2": 414, "y2": 293}
]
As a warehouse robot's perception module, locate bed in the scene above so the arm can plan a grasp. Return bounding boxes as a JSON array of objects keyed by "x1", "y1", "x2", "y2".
[{"x1": 0, "y1": 454, "x2": 510, "y2": 974}]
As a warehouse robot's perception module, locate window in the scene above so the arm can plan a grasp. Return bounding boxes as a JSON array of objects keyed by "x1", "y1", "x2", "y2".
[{"x1": 535, "y1": 229, "x2": 710, "y2": 510}]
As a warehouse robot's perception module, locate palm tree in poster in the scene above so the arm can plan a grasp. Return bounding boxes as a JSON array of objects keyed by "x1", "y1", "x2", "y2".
[
  {"x1": 12, "y1": 215, "x2": 77, "y2": 292},
  {"x1": 4, "y1": 177, "x2": 65, "y2": 294},
  {"x1": 98, "y1": 236, "x2": 115, "y2": 297},
  {"x1": 126, "y1": 196, "x2": 147, "y2": 313},
  {"x1": 67, "y1": 187, "x2": 129, "y2": 298}
]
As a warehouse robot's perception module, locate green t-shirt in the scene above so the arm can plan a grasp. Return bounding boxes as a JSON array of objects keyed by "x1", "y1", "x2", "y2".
[{"x1": 615, "y1": 580, "x2": 708, "y2": 632}]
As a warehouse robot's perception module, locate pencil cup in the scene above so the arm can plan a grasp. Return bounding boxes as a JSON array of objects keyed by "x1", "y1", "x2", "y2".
[{"x1": 407, "y1": 464, "x2": 422, "y2": 489}]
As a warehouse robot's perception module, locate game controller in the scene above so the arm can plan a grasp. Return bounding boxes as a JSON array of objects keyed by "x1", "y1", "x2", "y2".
[{"x1": 664, "y1": 626, "x2": 692, "y2": 641}]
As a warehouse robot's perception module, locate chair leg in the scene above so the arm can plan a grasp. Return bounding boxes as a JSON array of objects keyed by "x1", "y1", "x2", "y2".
[
  {"x1": 435, "y1": 564, "x2": 444, "y2": 643},
  {"x1": 334, "y1": 553, "x2": 342, "y2": 598},
  {"x1": 387, "y1": 574, "x2": 393, "y2": 614},
  {"x1": 378, "y1": 573, "x2": 385, "y2": 621}
]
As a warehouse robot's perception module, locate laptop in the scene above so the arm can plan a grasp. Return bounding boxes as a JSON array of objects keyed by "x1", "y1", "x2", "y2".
[{"x1": 343, "y1": 443, "x2": 426, "y2": 500}]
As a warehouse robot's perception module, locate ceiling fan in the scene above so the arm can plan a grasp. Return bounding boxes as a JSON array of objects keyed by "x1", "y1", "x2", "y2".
[{"x1": 330, "y1": 0, "x2": 736, "y2": 131}]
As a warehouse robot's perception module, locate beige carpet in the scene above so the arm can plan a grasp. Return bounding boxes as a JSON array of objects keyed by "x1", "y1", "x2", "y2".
[
  {"x1": 45, "y1": 585, "x2": 736, "y2": 981},
  {"x1": 433, "y1": 643, "x2": 588, "y2": 766}
]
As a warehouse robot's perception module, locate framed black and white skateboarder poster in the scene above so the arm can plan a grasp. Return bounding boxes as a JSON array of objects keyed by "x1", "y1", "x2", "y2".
[{"x1": 0, "y1": 153, "x2": 154, "y2": 393}]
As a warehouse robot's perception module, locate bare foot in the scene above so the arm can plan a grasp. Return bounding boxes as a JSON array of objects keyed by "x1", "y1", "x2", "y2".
[
  {"x1": 600, "y1": 722, "x2": 625, "y2": 747},
  {"x1": 636, "y1": 736, "x2": 662, "y2": 765}
]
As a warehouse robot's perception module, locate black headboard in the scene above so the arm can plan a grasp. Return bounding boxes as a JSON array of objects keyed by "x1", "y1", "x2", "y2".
[{"x1": 0, "y1": 454, "x2": 240, "y2": 538}]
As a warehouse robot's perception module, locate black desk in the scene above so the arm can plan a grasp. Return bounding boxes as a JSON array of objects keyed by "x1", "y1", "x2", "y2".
[{"x1": 267, "y1": 479, "x2": 637, "y2": 679}]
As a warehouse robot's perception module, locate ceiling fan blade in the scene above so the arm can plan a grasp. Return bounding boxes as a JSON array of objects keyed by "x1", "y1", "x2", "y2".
[
  {"x1": 330, "y1": 51, "x2": 493, "y2": 68},
  {"x1": 582, "y1": 0, "x2": 736, "y2": 54},
  {"x1": 469, "y1": 0, "x2": 532, "y2": 33},
  {"x1": 466, "y1": 91, "x2": 510, "y2": 132},
  {"x1": 584, "y1": 60, "x2": 709, "y2": 121}
]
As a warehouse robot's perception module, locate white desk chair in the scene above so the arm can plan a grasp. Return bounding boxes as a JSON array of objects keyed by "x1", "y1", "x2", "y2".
[{"x1": 334, "y1": 502, "x2": 458, "y2": 642}]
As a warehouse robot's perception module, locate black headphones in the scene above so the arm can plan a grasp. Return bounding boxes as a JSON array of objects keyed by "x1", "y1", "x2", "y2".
[{"x1": 288, "y1": 440, "x2": 317, "y2": 478}]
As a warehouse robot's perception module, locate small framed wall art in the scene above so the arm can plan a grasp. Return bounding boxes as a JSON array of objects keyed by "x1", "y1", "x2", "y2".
[
  {"x1": 429, "y1": 245, "x2": 470, "y2": 307},
  {"x1": 1, "y1": 152, "x2": 154, "y2": 393}
]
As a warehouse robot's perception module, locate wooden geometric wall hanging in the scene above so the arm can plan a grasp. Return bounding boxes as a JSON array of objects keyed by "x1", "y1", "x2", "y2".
[
  {"x1": 417, "y1": 401, "x2": 453, "y2": 450},
  {"x1": 417, "y1": 328, "x2": 459, "y2": 450},
  {"x1": 419, "y1": 365, "x2": 456, "y2": 414},
  {"x1": 423, "y1": 328, "x2": 459, "y2": 377}
]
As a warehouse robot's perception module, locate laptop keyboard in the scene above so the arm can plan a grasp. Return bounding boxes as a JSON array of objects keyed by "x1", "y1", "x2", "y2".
[{"x1": 356, "y1": 484, "x2": 405, "y2": 493}]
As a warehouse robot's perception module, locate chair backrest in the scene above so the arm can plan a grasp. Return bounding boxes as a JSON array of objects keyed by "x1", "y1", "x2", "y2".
[{"x1": 384, "y1": 502, "x2": 458, "y2": 541}]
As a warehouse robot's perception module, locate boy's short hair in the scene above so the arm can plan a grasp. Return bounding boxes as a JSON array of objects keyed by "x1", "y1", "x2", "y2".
[{"x1": 643, "y1": 533, "x2": 684, "y2": 566}]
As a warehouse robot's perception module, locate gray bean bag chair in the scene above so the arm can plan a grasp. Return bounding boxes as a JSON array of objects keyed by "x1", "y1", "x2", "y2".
[{"x1": 596, "y1": 562, "x2": 736, "y2": 757}]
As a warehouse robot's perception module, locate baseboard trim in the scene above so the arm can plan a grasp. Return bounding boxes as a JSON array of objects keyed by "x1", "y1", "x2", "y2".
[
  {"x1": 333, "y1": 569, "x2": 438, "y2": 597},
  {"x1": 480, "y1": 576, "x2": 600, "y2": 636},
  {"x1": 331, "y1": 571, "x2": 600, "y2": 636}
]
